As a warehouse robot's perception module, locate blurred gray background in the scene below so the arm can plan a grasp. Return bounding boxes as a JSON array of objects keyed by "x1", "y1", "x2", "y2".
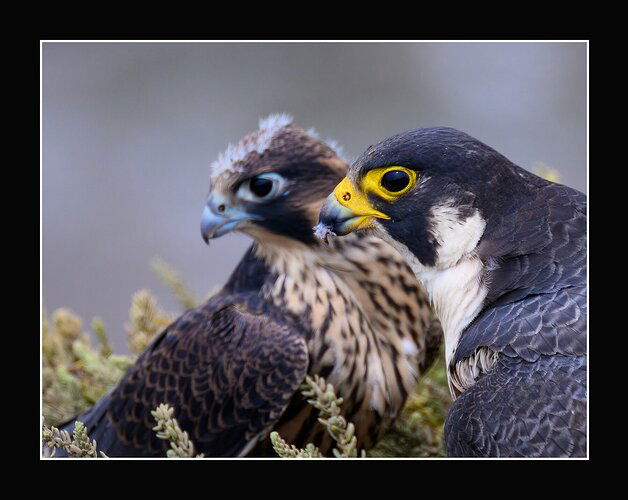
[{"x1": 43, "y1": 42, "x2": 587, "y2": 353}]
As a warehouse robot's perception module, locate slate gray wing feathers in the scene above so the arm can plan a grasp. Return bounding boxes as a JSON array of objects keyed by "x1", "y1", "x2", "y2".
[
  {"x1": 445, "y1": 354, "x2": 586, "y2": 457},
  {"x1": 449, "y1": 181, "x2": 586, "y2": 456}
]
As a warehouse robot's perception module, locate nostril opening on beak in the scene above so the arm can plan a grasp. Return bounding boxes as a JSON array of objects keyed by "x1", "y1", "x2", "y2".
[{"x1": 217, "y1": 204, "x2": 226, "y2": 213}]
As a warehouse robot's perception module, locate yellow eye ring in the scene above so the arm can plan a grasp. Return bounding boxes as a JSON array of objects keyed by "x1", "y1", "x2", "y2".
[{"x1": 360, "y1": 166, "x2": 417, "y2": 201}]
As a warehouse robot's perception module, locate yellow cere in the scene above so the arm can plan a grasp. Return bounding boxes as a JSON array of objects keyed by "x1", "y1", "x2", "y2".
[{"x1": 333, "y1": 177, "x2": 390, "y2": 220}]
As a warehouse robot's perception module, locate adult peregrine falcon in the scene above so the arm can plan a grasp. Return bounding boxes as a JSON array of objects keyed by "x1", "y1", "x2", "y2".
[
  {"x1": 317, "y1": 127, "x2": 587, "y2": 457},
  {"x1": 56, "y1": 115, "x2": 441, "y2": 457}
]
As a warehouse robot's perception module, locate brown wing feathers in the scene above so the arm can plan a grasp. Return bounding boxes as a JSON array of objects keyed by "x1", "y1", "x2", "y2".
[{"x1": 96, "y1": 297, "x2": 308, "y2": 457}]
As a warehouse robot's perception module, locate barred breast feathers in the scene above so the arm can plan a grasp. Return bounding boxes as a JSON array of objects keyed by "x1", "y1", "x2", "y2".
[{"x1": 253, "y1": 233, "x2": 434, "y2": 421}]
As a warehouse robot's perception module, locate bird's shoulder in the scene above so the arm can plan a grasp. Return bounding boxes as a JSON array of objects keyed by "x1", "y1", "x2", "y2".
[
  {"x1": 451, "y1": 181, "x2": 586, "y2": 397},
  {"x1": 479, "y1": 180, "x2": 586, "y2": 306},
  {"x1": 100, "y1": 291, "x2": 309, "y2": 456}
]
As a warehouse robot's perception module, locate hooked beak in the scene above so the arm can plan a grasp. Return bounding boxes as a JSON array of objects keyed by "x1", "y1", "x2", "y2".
[
  {"x1": 200, "y1": 198, "x2": 260, "y2": 244},
  {"x1": 315, "y1": 177, "x2": 390, "y2": 239}
]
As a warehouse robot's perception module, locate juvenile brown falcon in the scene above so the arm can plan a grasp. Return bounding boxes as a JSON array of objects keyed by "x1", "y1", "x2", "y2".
[{"x1": 57, "y1": 115, "x2": 441, "y2": 457}]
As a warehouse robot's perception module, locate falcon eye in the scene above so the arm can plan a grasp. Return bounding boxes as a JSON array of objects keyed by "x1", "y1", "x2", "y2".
[
  {"x1": 249, "y1": 177, "x2": 273, "y2": 198},
  {"x1": 236, "y1": 172, "x2": 286, "y2": 203},
  {"x1": 361, "y1": 166, "x2": 416, "y2": 201},
  {"x1": 381, "y1": 170, "x2": 410, "y2": 192}
]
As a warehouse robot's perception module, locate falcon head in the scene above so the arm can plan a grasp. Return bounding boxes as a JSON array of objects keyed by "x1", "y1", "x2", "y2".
[
  {"x1": 317, "y1": 127, "x2": 537, "y2": 269},
  {"x1": 201, "y1": 114, "x2": 347, "y2": 246}
]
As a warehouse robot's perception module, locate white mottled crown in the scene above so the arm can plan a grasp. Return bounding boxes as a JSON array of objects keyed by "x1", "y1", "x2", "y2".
[
  {"x1": 210, "y1": 113, "x2": 294, "y2": 178},
  {"x1": 258, "y1": 113, "x2": 294, "y2": 133}
]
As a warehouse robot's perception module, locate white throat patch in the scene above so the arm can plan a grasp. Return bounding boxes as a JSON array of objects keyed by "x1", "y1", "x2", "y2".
[
  {"x1": 374, "y1": 205, "x2": 488, "y2": 378},
  {"x1": 418, "y1": 257, "x2": 487, "y2": 369},
  {"x1": 429, "y1": 202, "x2": 486, "y2": 270}
]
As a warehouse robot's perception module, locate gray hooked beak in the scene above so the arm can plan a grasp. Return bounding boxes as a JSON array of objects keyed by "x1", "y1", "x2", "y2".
[{"x1": 200, "y1": 197, "x2": 260, "y2": 244}]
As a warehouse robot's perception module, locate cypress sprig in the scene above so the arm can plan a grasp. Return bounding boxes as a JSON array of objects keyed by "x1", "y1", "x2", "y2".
[
  {"x1": 42, "y1": 421, "x2": 108, "y2": 458},
  {"x1": 127, "y1": 290, "x2": 173, "y2": 355},
  {"x1": 271, "y1": 375, "x2": 365, "y2": 458},
  {"x1": 270, "y1": 432, "x2": 322, "y2": 458},
  {"x1": 301, "y1": 375, "x2": 365, "y2": 458},
  {"x1": 151, "y1": 403, "x2": 204, "y2": 458}
]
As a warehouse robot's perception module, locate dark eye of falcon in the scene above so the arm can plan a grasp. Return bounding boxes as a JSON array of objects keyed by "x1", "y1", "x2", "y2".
[
  {"x1": 236, "y1": 172, "x2": 285, "y2": 203},
  {"x1": 250, "y1": 176, "x2": 273, "y2": 198},
  {"x1": 381, "y1": 170, "x2": 410, "y2": 192}
]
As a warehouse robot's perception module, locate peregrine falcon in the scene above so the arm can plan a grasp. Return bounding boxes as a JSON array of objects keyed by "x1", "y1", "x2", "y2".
[
  {"x1": 317, "y1": 127, "x2": 587, "y2": 457},
  {"x1": 55, "y1": 115, "x2": 441, "y2": 457}
]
